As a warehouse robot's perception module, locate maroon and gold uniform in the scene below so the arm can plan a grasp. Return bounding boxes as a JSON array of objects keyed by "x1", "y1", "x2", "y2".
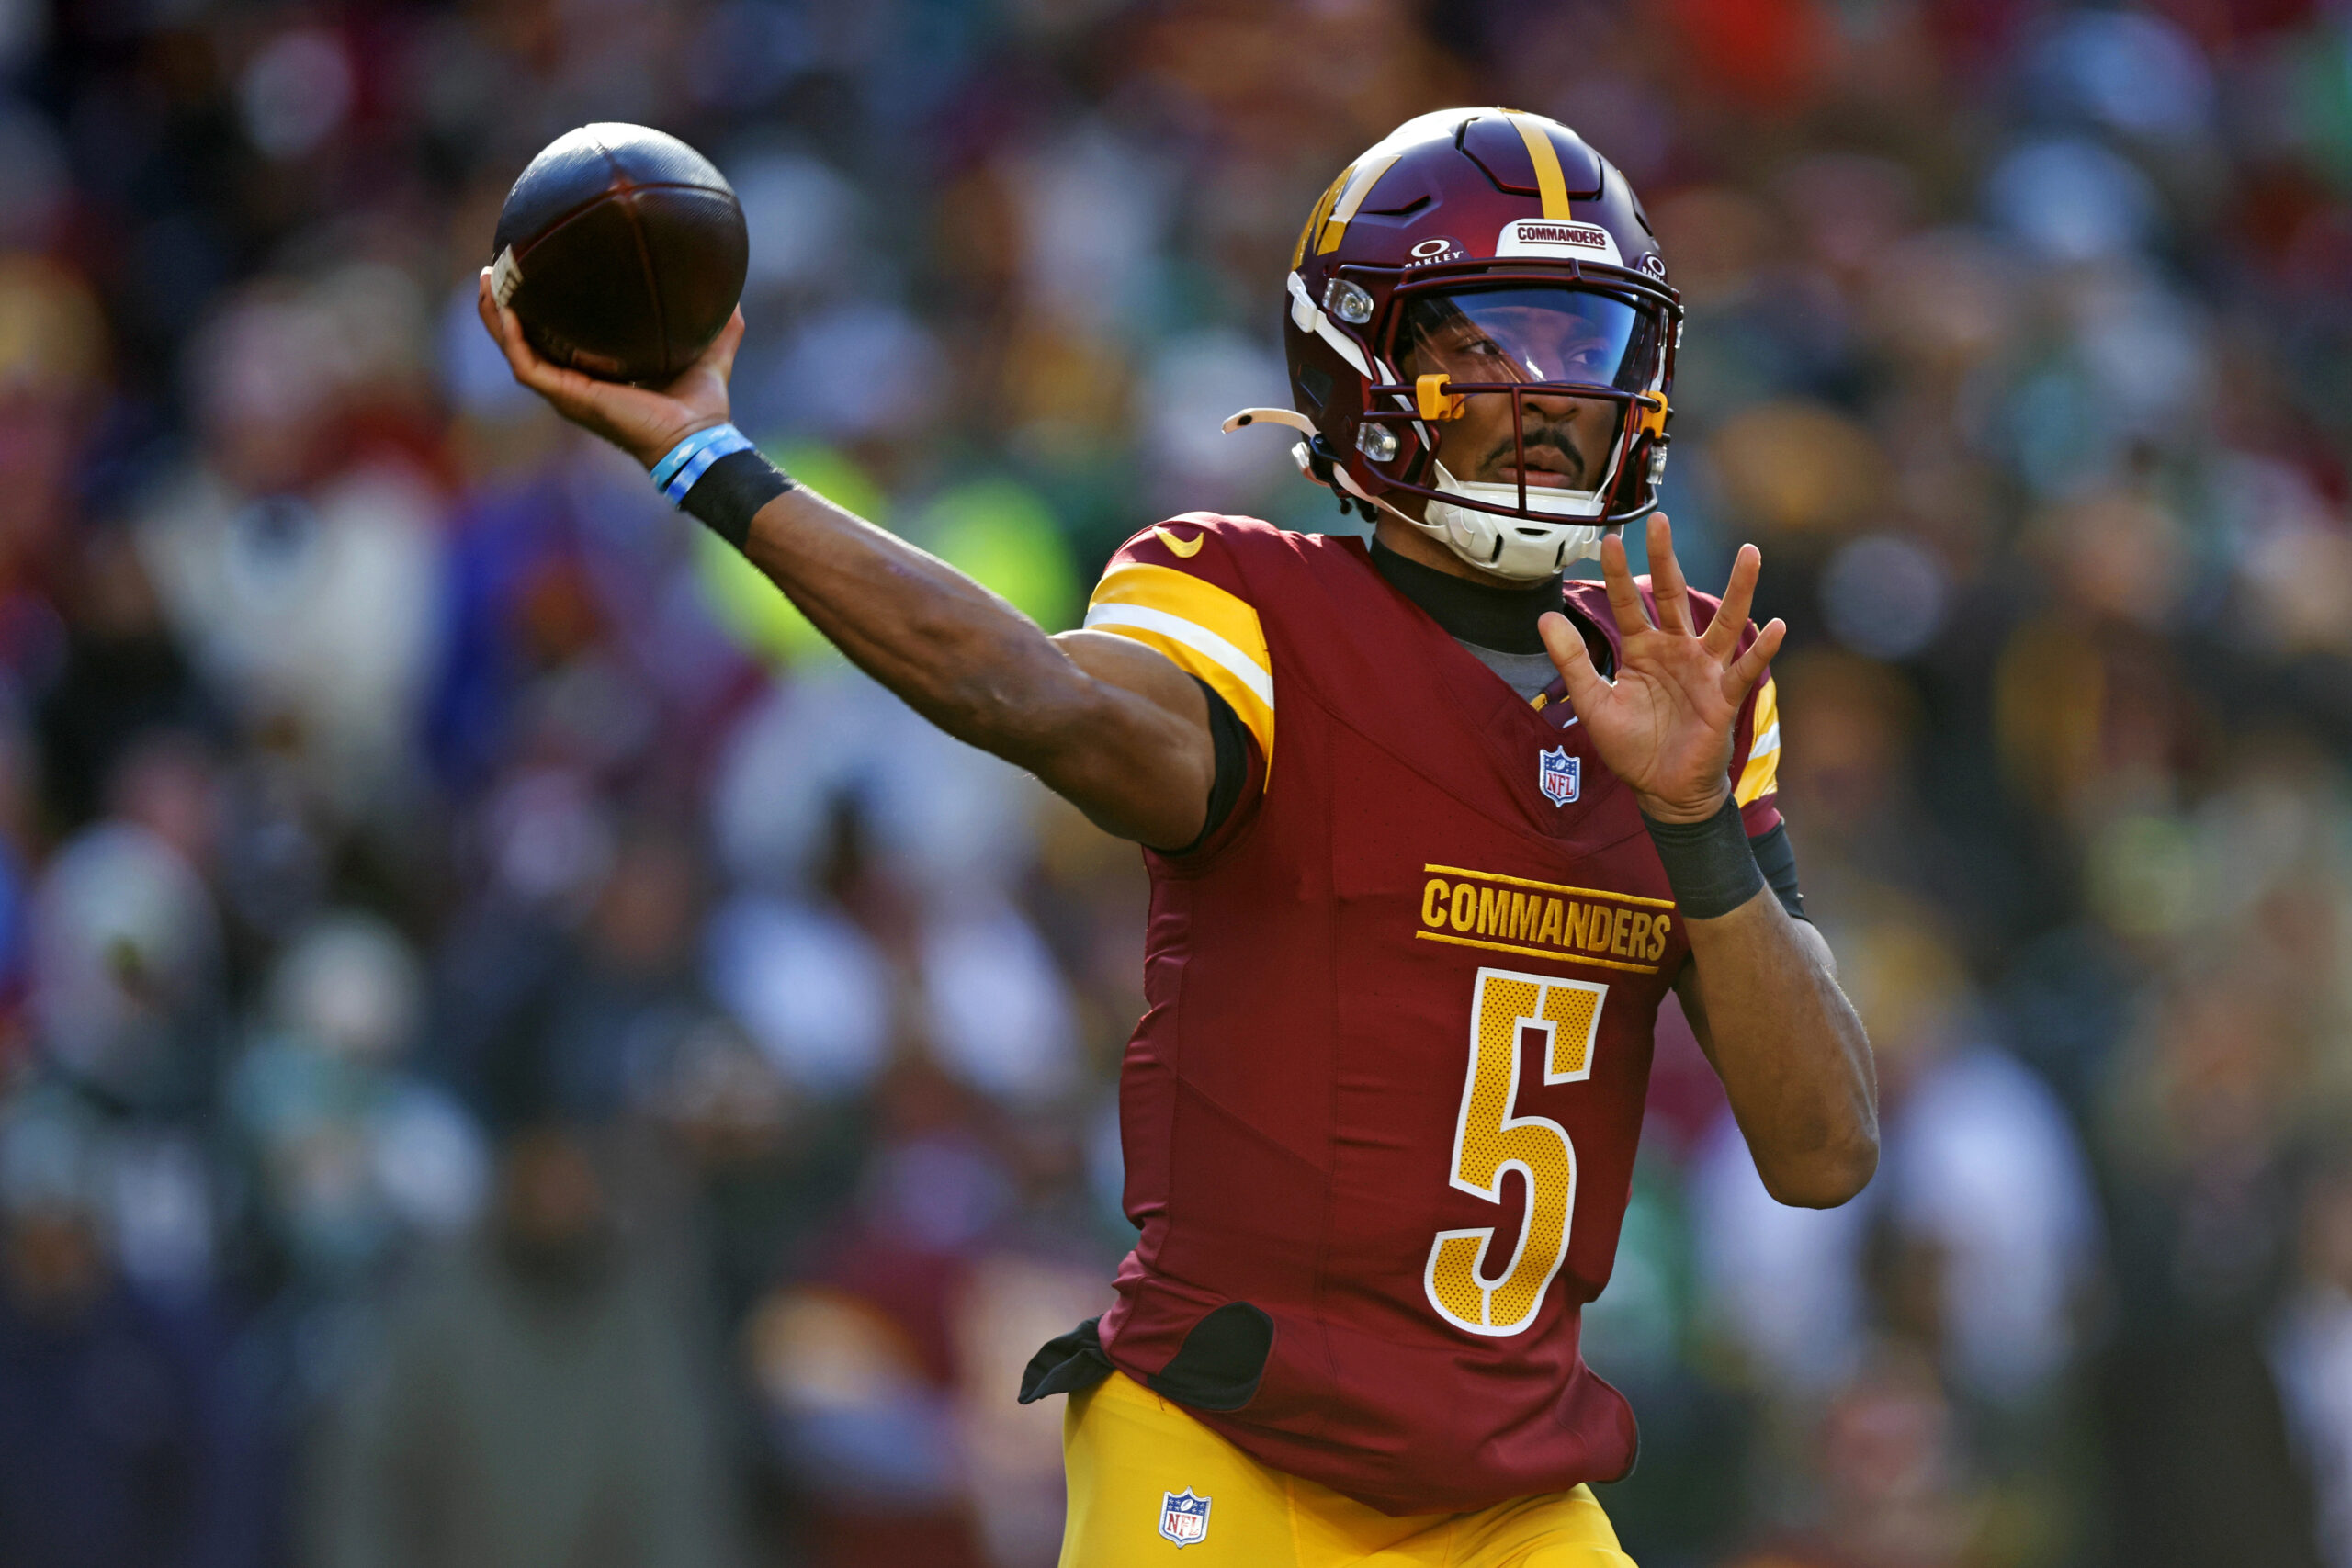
[{"x1": 1074, "y1": 513, "x2": 1780, "y2": 1518}]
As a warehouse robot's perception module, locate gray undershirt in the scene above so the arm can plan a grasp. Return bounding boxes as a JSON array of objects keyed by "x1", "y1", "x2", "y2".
[{"x1": 1460, "y1": 641, "x2": 1560, "y2": 702}]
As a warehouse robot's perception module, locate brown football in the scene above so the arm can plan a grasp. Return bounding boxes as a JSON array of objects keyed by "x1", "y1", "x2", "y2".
[{"x1": 490, "y1": 123, "x2": 749, "y2": 385}]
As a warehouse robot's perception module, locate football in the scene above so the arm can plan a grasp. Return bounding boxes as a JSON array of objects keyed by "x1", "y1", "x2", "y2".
[{"x1": 489, "y1": 123, "x2": 749, "y2": 385}]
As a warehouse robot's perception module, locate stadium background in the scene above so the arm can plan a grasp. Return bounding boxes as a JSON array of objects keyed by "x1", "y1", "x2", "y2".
[{"x1": 4, "y1": 0, "x2": 2351, "y2": 1564}]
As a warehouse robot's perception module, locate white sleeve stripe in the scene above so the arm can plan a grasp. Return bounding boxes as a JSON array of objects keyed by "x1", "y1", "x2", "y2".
[
  {"x1": 1748, "y1": 721, "x2": 1780, "y2": 755},
  {"x1": 1081, "y1": 603, "x2": 1276, "y2": 710}
]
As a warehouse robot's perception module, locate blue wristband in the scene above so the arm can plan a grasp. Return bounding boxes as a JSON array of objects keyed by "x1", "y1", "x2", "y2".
[
  {"x1": 651, "y1": 424, "x2": 752, "y2": 504},
  {"x1": 650, "y1": 424, "x2": 729, "y2": 488}
]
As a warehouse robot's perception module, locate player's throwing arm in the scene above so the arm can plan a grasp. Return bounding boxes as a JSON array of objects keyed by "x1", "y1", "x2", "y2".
[{"x1": 475, "y1": 277, "x2": 1222, "y2": 854}]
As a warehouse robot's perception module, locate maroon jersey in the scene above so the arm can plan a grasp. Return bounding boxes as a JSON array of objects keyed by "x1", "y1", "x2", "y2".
[{"x1": 1079, "y1": 514, "x2": 1781, "y2": 1516}]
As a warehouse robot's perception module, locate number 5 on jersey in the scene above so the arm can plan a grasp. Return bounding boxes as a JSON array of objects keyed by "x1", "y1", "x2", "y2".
[{"x1": 1424, "y1": 968, "x2": 1607, "y2": 1337}]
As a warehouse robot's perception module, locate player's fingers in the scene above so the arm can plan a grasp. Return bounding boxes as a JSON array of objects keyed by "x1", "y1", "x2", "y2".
[
  {"x1": 1538, "y1": 611, "x2": 1611, "y2": 713},
  {"x1": 1597, "y1": 532, "x2": 1653, "y2": 637},
  {"x1": 675, "y1": 308, "x2": 746, "y2": 392},
  {"x1": 1645, "y1": 513, "x2": 1695, "y2": 636},
  {"x1": 1724, "y1": 617, "x2": 1786, "y2": 703},
  {"x1": 475, "y1": 271, "x2": 531, "y2": 368},
  {"x1": 476, "y1": 272, "x2": 524, "y2": 367},
  {"x1": 1702, "y1": 544, "x2": 1762, "y2": 660},
  {"x1": 478, "y1": 275, "x2": 566, "y2": 395},
  {"x1": 708, "y1": 309, "x2": 746, "y2": 380}
]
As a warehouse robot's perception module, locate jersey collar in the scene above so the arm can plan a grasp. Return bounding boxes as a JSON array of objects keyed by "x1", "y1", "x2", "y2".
[{"x1": 1366, "y1": 538, "x2": 1562, "y2": 655}]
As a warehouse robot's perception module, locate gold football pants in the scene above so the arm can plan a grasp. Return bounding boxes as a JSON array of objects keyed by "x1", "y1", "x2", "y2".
[{"x1": 1058, "y1": 1371, "x2": 1639, "y2": 1567}]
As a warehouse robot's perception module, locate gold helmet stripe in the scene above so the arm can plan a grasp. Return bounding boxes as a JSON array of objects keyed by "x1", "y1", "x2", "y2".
[
  {"x1": 1293, "y1": 165, "x2": 1352, "y2": 270},
  {"x1": 1503, "y1": 112, "x2": 1572, "y2": 220},
  {"x1": 1317, "y1": 152, "x2": 1404, "y2": 255}
]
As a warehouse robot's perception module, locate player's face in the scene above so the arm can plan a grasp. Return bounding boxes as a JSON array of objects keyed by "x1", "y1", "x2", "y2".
[{"x1": 1396, "y1": 288, "x2": 1644, "y2": 494}]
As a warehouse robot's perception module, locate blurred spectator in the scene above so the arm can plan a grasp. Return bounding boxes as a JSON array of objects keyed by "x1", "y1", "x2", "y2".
[
  {"x1": 32, "y1": 818, "x2": 220, "y2": 1117},
  {"x1": 745, "y1": 1060, "x2": 1105, "y2": 1568},
  {"x1": 1694, "y1": 901, "x2": 2100, "y2": 1562},
  {"x1": 1725, "y1": 1345, "x2": 1981, "y2": 1568},
  {"x1": 226, "y1": 912, "x2": 483, "y2": 1293},
  {"x1": 306, "y1": 1122, "x2": 740, "y2": 1568},
  {"x1": 0, "y1": 1095, "x2": 243, "y2": 1568}
]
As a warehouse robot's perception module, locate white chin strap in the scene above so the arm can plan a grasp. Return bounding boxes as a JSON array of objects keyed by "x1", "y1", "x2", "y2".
[
  {"x1": 1418, "y1": 461, "x2": 1608, "y2": 581},
  {"x1": 1224, "y1": 407, "x2": 1611, "y2": 581}
]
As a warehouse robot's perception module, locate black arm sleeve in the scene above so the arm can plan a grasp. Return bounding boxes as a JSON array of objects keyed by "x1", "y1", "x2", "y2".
[
  {"x1": 1747, "y1": 822, "x2": 1806, "y2": 920},
  {"x1": 1153, "y1": 677, "x2": 1248, "y2": 856}
]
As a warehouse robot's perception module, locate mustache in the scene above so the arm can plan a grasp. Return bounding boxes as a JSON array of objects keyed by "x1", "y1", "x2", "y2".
[{"x1": 1477, "y1": 424, "x2": 1589, "y2": 485}]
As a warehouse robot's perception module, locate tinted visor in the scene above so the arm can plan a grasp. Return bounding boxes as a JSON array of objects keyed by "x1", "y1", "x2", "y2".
[{"x1": 1394, "y1": 286, "x2": 1660, "y2": 396}]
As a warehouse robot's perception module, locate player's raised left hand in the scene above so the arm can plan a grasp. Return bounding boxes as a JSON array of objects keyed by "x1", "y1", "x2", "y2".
[{"x1": 1537, "y1": 513, "x2": 1784, "y2": 825}]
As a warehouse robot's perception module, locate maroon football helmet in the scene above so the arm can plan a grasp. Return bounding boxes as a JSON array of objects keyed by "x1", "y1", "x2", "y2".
[{"x1": 1228, "y1": 108, "x2": 1679, "y2": 580}]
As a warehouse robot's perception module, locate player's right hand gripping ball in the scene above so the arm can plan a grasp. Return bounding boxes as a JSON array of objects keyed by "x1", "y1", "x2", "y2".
[{"x1": 490, "y1": 123, "x2": 748, "y2": 386}]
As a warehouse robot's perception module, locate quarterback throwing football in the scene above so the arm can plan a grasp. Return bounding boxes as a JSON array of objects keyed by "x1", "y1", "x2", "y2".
[{"x1": 483, "y1": 108, "x2": 1876, "y2": 1568}]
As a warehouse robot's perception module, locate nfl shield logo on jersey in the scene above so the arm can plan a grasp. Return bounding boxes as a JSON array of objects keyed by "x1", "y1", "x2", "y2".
[
  {"x1": 1539, "y1": 746, "x2": 1580, "y2": 807},
  {"x1": 1159, "y1": 1488, "x2": 1211, "y2": 1547}
]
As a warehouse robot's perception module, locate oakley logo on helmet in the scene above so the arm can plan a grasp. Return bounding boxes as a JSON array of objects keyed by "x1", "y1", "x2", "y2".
[
  {"x1": 1496, "y1": 219, "x2": 1622, "y2": 265},
  {"x1": 1639, "y1": 253, "x2": 1668, "y2": 280},
  {"x1": 1410, "y1": 237, "x2": 1455, "y2": 257}
]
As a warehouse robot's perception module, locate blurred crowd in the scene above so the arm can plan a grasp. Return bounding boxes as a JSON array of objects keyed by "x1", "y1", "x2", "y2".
[{"x1": 6, "y1": 0, "x2": 2352, "y2": 1564}]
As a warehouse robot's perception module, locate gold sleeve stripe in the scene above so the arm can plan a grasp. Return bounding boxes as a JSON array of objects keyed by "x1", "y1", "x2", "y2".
[
  {"x1": 1083, "y1": 609, "x2": 1275, "y2": 763},
  {"x1": 1504, "y1": 112, "x2": 1572, "y2": 220},
  {"x1": 1084, "y1": 563, "x2": 1274, "y2": 762},
  {"x1": 1089, "y1": 563, "x2": 1270, "y2": 676},
  {"x1": 1734, "y1": 675, "x2": 1781, "y2": 807},
  {"x1": 1083, "y1": 603, "x2": 1272, "y2": 711},
  {"x1": 1317, "y1": 152, "x2": 1404, "y2": 255}
]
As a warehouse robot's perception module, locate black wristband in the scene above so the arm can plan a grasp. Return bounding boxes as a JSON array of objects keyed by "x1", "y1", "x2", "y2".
[
  {"x1": 1747, "y1": 821, "x2": 1806, "y2": 920},
  {"x1": 1643, "y1": 795, "x2": 1766, "y2": 919},
  {"x1": 680, "y1": 447, "x2": 795, "y2": 548}
]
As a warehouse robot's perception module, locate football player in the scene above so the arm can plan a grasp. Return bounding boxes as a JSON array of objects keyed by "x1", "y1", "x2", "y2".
[{"x1": 481, "y1": 107, "x2": 1875, "y2": 1568}]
